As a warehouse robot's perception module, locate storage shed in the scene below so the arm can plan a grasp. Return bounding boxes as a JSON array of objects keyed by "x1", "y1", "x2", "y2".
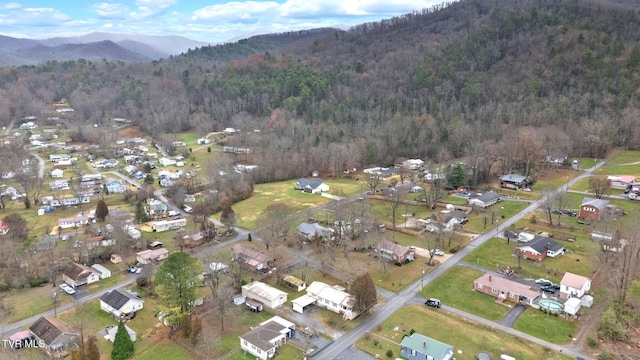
[{"x1": 91, "y1": 264, "x2": 111, "y2": 279}]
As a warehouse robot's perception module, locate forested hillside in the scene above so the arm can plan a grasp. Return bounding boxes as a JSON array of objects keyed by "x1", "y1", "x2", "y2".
[{"x1": 1, "y1": 0, "x2": 640, "y2": 185}]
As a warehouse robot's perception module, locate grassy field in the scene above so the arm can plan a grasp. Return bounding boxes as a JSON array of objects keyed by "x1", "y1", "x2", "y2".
[
  {"x1": 513, "y1": 308, "x2": 578, "y2": 344},
  {"x1": 356, "y1": 305, "x2": 573, "y2": 360},
  {"x1": 599, "y1": 150, "x2": 639, "y2": 165},
  {"x1": 465, "y1": 200, "x2": 530, "y2": 234},
  {"x1": 421, "y1": 266, "x2": 511, "y2": 321},
  {"x1": 3, "y1": 285, "x2": 75, "y2": 323},
  {"x1": 212, "y1": 180, "x2": 334, "y2": 229},
  {"x1": 133, "y1": 340, "x2": 201, "y2": 360}
]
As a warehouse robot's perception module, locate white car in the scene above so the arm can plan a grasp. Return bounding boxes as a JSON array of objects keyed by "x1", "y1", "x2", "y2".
[
  {"x1": 59, "y1": 283, "x2": 76, "y2": 295},
  {"x1": 535, "y1": 278, "x2": 551, "y2": 285},
  {"x1": 431, "y1": 249, "x2": 445, "y2": 256}
]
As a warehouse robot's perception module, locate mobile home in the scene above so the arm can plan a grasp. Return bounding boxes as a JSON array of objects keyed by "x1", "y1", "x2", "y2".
[{"x1": 152, "y1": 218, "x2": 187, "y2": 232}]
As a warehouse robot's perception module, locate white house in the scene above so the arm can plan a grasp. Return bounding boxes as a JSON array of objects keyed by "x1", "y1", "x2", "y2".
[
  {"x1": 100, "y1": 289, "x2": 144, "y2": 319},
  {"x1": 58, "y1": 216, "x2": 89, "y2": 229},
  {"x1": 197, "y1": 138, "x2": 210, "y2": 144},
  {"x1": 136, "y1": 248, "x2": 169, "y2": 264},
  {"x1": 51, "y1": 169, "x2": 64, "y2": 178},
  {"x1": 304, "y1": 281, "x2": 357, "y2": 320},
  {"x1": 158, "y1": 157, "x2": 176, "y2": 167},
  {"x1": 62, "y1": 263, "x2": 99, "y2": 287},
  {"x1": 468, "y1": 192, "x2": 501, "y2": 208},
  {"x1": 239, "y1": 316, "x2": 294, "y2": 360},
  {"x1": 91, "y1": 264, "x2": 112, "y2": 279},
  {"x1": 294, "y1": 178, "x2": 329, "y2": 194},
  {"x1": 607, "y1": 175, "x2": 636, "y2": 190},
  {"x1": 241, "y1": 281, "x2": 288, "y2": 310},
  {"x1": 402, "y1": 159, "x2": 424, "y2": 170},
  {"x1": 559, "y1": 272, "x2": 591, "y2": 300}
]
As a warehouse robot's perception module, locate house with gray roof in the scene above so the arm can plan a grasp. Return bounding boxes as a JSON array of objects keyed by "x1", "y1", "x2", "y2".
[
  {"x1": 499, "y1": 173, "x2": 529, "y2": 189},
  {"x1": 239, "y1": 316, "x2": 294, "y2": 360},
  {"x1": 400, "y1": 333, "x2": 454, "y2": 360},
  {"x1": 294, "y1": 178, "x2": 329, "y2": 194},
  {"x1": 468, "y1": 192, "x2": 501, "y2": 208},
  {"x1": 100, "y1": 289, "x2": 144, "y2": 319},
  {"x1": 579, "y1": 197, "x2": 610, "y2": 221},
  {"x1": 29, "y1": 316, "x2": 78, "y2": 356},
  {"x1": 517, "y1": 237, "x2": 564, "y2": 261},
  {"x1": 297, "y1": 222, "x2": 334, "y2": 242}
]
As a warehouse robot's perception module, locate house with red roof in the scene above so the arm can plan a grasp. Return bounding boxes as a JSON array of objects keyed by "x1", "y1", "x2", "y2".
[
  {"x1": 0, "y1": 220, "x2": 8, "y2": 235},
  {"x1": 473, "y1": 273, "x2": 539, "y2": 305}
]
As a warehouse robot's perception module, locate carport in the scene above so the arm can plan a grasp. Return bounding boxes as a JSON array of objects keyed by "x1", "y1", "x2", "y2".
[{"x1": 292, "y1": 294, "x2": 316, "y2": 314}]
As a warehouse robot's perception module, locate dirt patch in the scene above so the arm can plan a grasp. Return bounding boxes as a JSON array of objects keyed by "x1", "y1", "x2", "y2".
[{"x1": 117, "y1": 126, "x2": 149, "y2": 139}]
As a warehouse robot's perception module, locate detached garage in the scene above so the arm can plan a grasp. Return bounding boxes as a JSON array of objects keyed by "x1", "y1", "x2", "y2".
[
  {"x1": 91, "y1": 264, "x2": 112, "y2": 279},
  {"x1": 292, "y1": 294, "x2": 316, "y2": 314},
  {"x1": 241, "y1": 281, "x2": 288, "y2": 310}
]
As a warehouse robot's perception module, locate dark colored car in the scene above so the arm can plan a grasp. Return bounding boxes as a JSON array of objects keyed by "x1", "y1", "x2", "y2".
[
  {"x1": 541, "y1": 286, "x2": 556, "y2": 293},
  {"x1": 425, "y1": 298, "x2": 441, "y2": 308},
  {"x1": 503, "y1": 230, "x2": 518, "y2": 239}
]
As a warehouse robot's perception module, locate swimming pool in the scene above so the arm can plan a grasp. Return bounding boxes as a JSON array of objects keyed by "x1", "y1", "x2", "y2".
[{"x1": 539, "y1": 300, "x2": 563, "y2": 314}]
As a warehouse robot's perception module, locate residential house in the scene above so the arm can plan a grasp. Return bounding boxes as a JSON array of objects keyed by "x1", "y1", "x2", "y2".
[
  {"x1": 297, "y1": 222, "x2": 334, "y2": 242},
  {"x1": 106, "y1": 324, "x2": 136, "y2": 342},
  {"x1": 20, "y1": 121, "x2": 38, "y2": 130},
  {"x1": 579, "y1": 197, "x2": 610, "y2": 220},
  {"x1": 158, "y1": 157, "x2": 176, "y2": 167},
  {"x1": 305, "y1": 281, "x2": 357, "y2": 320},
  {"x1": 49, "y1": 154, "x2": 70, "y2": 163},
  {"x1": 0, "y1": 221, "x2": 8, "y2": 235},
  {"x1": 49, "y1": 179, "x2": 69, "y2": 191},
  {"x1": 62, "y1": 263, "x2": 99, "y2": 287},
  {"x1": 499, "y1": 174, "x2": 529, "y2": 189},
  {"x1": 400, "y1": 333, "x2": 454, "y2": 360},
  {"x1": 517, "y1": 237, "x2": 564, "y2": 261},
  {"x1": 241, "y1": 281, "x2": 288, "y2": 309},
  {"x1": 106, "y1": 178, "x2": 127, "y2": 194},
  {"x1": 239, "y1": 316, "x2": 294, "y2": 360},
  {"x1": 473, "y1": 274, "x2": 539, "y2": 305},
  {"x1": 281, "y1": 275, "x2": 307, "y2": 292},
  {"x1": 51, "y1": 168, "x2": 64, "y2": 178},
  {"x1": 294, "y1": 178, "x2": 330, "y2": 194},
  {"x1": 91, "y1": 264, "x2": 112, "y2": 279},
  {"x1": 146, "y1": 199, "x2": 168, "y2": 217},
  {"x1": 197, "y1": 138, "x2": 210, "y2": 144},
  {"x1": 28, "y1": 316, "x2": 78, "y2": 356},
  {"x1": 223, "y1": 127, "x2": 239, "y2": 134},
  {"x1": 402, "y1": 159, "x2": 424, "y2": 170},
  {"x1": 363, "y1": 166, "x2": 399, "y2": 178},
  {"x1": 136, "y1": 248, "x2": 169, "y2": 265},
  {"x1": 231, "y1": 245, "x2": 269, "y2": 271},
  {"x1": 607, "y1": 175, "x2": 636, "y2": 190},
  {"x1": 545, "y1": 154, "x2": 568, "y2": 167},
  {"x1": 559, "y1": 272, "x2": 592, "y2": 300},
  {"x1": 430, "y1": 210, "x2": 469, "y2": 230},
  {"x1": 468, "y1": 192, "x2": 501, "y2": 208},
  {"x1": 58, "y1": 216, "x2": 89, "y2": 230},
  {"x1": 375, "y1": 240, "x2": 415, "y2": 263},
  {"x1": 100, "y1": 289, "x2": 144, "y2": 319}
]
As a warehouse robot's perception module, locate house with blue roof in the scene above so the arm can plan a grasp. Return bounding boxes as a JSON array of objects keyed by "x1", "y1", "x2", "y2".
[
  {"x1": 400, "y1": 333, "x2": 454, "y2": 360},
  {"x1": 294, "y1": 178, "x2": 329, "y2": 194},
  {"x1": 499, "y1": 173, "x2": 528, "y2": 189}
]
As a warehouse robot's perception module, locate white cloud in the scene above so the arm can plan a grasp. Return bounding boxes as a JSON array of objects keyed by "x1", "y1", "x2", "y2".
[
  {"x1": 91, "y1": 3, "x2": 130, "y2": 19},
  {"x1": 133, "y1": 0, "x2": 178, "y2": 18},
  {"x1": 280, "y1": 0, "x2": 441, "y2": 18},
  {"x1": 2, "y1": 3, "x2": 22, "y2": 10},
  {"x1": 192, "y1": 1, "x2": 280, "y2": 23}
]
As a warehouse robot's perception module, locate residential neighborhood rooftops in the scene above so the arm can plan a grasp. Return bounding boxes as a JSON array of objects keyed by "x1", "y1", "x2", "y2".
[
  {"x1": 580, "y1": 197, "x2": 610, "y2": 210},
  {"x1": 242, "y1": 281, "x2": 287, "y2": 302},
  {"x1": 474, "y1": 273, "x2": 539, "y2": 300},
  {"x1": 29, "y1": 316, "x2": 77, "y2": 346},
  {"x1": 64, "y1": 263, "x2": 97, "y2": 281},
  {"x1": 239, "y1": 320, "x2": 287, "y2": 352},
  {"x1": 400, "y1": 333, "x2": 454, "y2": 360},
  {"x1": 499, "y1": 173, "x2": 527, "y2": 183},
  {"x1": 520, "y1": 237, "x2": 564, "y2": 254}
]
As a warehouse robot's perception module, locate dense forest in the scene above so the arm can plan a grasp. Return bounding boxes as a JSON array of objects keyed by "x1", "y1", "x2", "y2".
[{"x1": 1, "y1": 0, "x2": 640, "y2": 185}]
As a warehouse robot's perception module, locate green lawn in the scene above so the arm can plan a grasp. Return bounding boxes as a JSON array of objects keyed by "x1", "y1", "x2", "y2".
[
  {"x1": 3, "y1": 285, "x2": 75, "y2": 323},
  {"x1": 226, "y1": 344, "x2": 303, "y2": 360},
  {"x1": 212, "y1": 180, "x2": 334, "y2": 230},
  {"x1": 601, "y1": 150, "x2": 640, "y2": 165},
  {"x1": 133, "y1": 339, "x2": 200, "y2": 360},
  {"x1": 357, "y1": 305, "x2": 573, "y2": 360},
  {"x1": 594, "y1": 164, "x2": 640, "y2": 175},
  {"x1": 513, "y1": 308, "x2": 577, "y2": 344},
  {"x1": 422, "y1": 266, "x2": 511, "y2": 321},
  {"x1": 464, "y1": 200, "x2": 530, "y2": 234}
]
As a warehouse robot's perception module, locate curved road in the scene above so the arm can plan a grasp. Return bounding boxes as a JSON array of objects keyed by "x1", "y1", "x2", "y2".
[{"x1": 313, "y1": 161, "x2": 606, "y2": 360}]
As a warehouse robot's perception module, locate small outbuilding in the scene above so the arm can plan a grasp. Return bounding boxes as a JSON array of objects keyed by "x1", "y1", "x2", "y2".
[
  {"x1": 91, "y1": 264, "x2": 111, "y2": 279},
  {"x1": 281, "y1": 275, "x2": 307, "y2": 292}
]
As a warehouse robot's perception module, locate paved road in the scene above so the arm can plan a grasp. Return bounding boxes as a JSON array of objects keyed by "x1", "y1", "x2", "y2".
[{"x1": 313, "y1": 161, "x2": 606, "y2": 360}]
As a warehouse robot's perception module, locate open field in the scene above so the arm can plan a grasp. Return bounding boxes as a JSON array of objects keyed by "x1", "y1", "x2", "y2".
[
  {"x1": 513, "y1": 308, "x2": 578, "y2": 344},
  {"x1": 356, "y1": 305, "x2": 574, "y2": 360},
  {"x1": 464, "y1": 200, "x2": 530, "y2": 234}
]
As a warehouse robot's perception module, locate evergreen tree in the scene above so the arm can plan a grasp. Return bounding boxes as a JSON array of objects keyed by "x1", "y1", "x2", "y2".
[
  {"x1": 135, "y1": 201, "x2": 149, "y2": 223},
  {"x1": 111, "y1": 321, "x2": 134, "y2": 360},
  {"x1": 96, "y1": 199, "x2": 109, "y2": 221}
]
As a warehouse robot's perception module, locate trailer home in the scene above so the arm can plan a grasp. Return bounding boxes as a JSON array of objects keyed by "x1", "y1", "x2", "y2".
[{"x1": 151, "y1": 218, "x2": 187, "y2": 232}]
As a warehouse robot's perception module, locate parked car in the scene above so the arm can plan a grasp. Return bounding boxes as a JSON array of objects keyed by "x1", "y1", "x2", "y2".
[
  {"x1": 168, "y1": 210, "x2": 180, "y2": 217},
  {"x1": 59, "y1": 283, "x2": 76, "y2": 295},
  {"x1": 431, "y1": 249, "x2": 444, "y2": 256},
  {"x1": 550, "y1": 284, "x2": 561, "y2": 290},
  {"x1": 183, "y1": 205, "x2": 193, "y2": 213},
  {"x1": 541, "y1": 286, "x2": 556, "y2": 293},
  {"x1": 535, "y1": 278, "x2": 551, "y2": 285},
  {"x1": 425, "y1": 298, "x2": 441, "y2": 308},
  {"x1": 503, "y1": 230, "x2": 518, "y2": 239},
  {"x1": 128, "y1": 267, "x2": 142, "y2": 274}
]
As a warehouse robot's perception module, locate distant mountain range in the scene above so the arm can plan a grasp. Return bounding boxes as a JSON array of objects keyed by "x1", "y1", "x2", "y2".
[{"x1": 0, "y1": 32, "x2": 212, "y2": 66}]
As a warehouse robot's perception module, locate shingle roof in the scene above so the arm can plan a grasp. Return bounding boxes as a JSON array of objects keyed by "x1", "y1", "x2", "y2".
[
  {"x1": 400, "y1": 333, "x2": 453, "y2": 359},
  {"x1": 64, "y1": 263, "x2": 97, "y2": 281},
  {"x1": 240, "y1": 320, "x2": 287, "y2": 351},
  {"x1": 520, "y1": 237, "x2": 564, "y2": 254},
  {"x1": 296, "y1": 178, "x2": 324, "y2": 189},
  {"x1": 231, "y1": 245, "x2": 268, "y2": 265},
  {"x1": 561, "y1": 272, "x2": 590, "y2": 289},
  {"x1": 100, "y1": 289, "x2": 140, "y2": 310},
  {"x1": 500, "y1": 174, "x2": 527, "y2": 183},
  {"x1": 29, "y1": 316, "x2": 77, "y2": 346},
  {"x1": 471, "y1": 192, "x2": 501, "y2": 203},
  {"x1": 376, "y1": 240, "x2": 411, "y2": 258},
  {"x1": 242, "y1": 281, "x2": 287, "y2": 302},
  {"x1": 474, "y1": 273, "x2": 539, "y2": 300},
  {"x1": 580, "y1": 197, "x2": 610, "y2": 211}
]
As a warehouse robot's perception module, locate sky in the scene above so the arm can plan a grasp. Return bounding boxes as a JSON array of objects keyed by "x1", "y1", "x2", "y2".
[{"x1": 0, "y1": 0, "x2": 446, "y2": 43}]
